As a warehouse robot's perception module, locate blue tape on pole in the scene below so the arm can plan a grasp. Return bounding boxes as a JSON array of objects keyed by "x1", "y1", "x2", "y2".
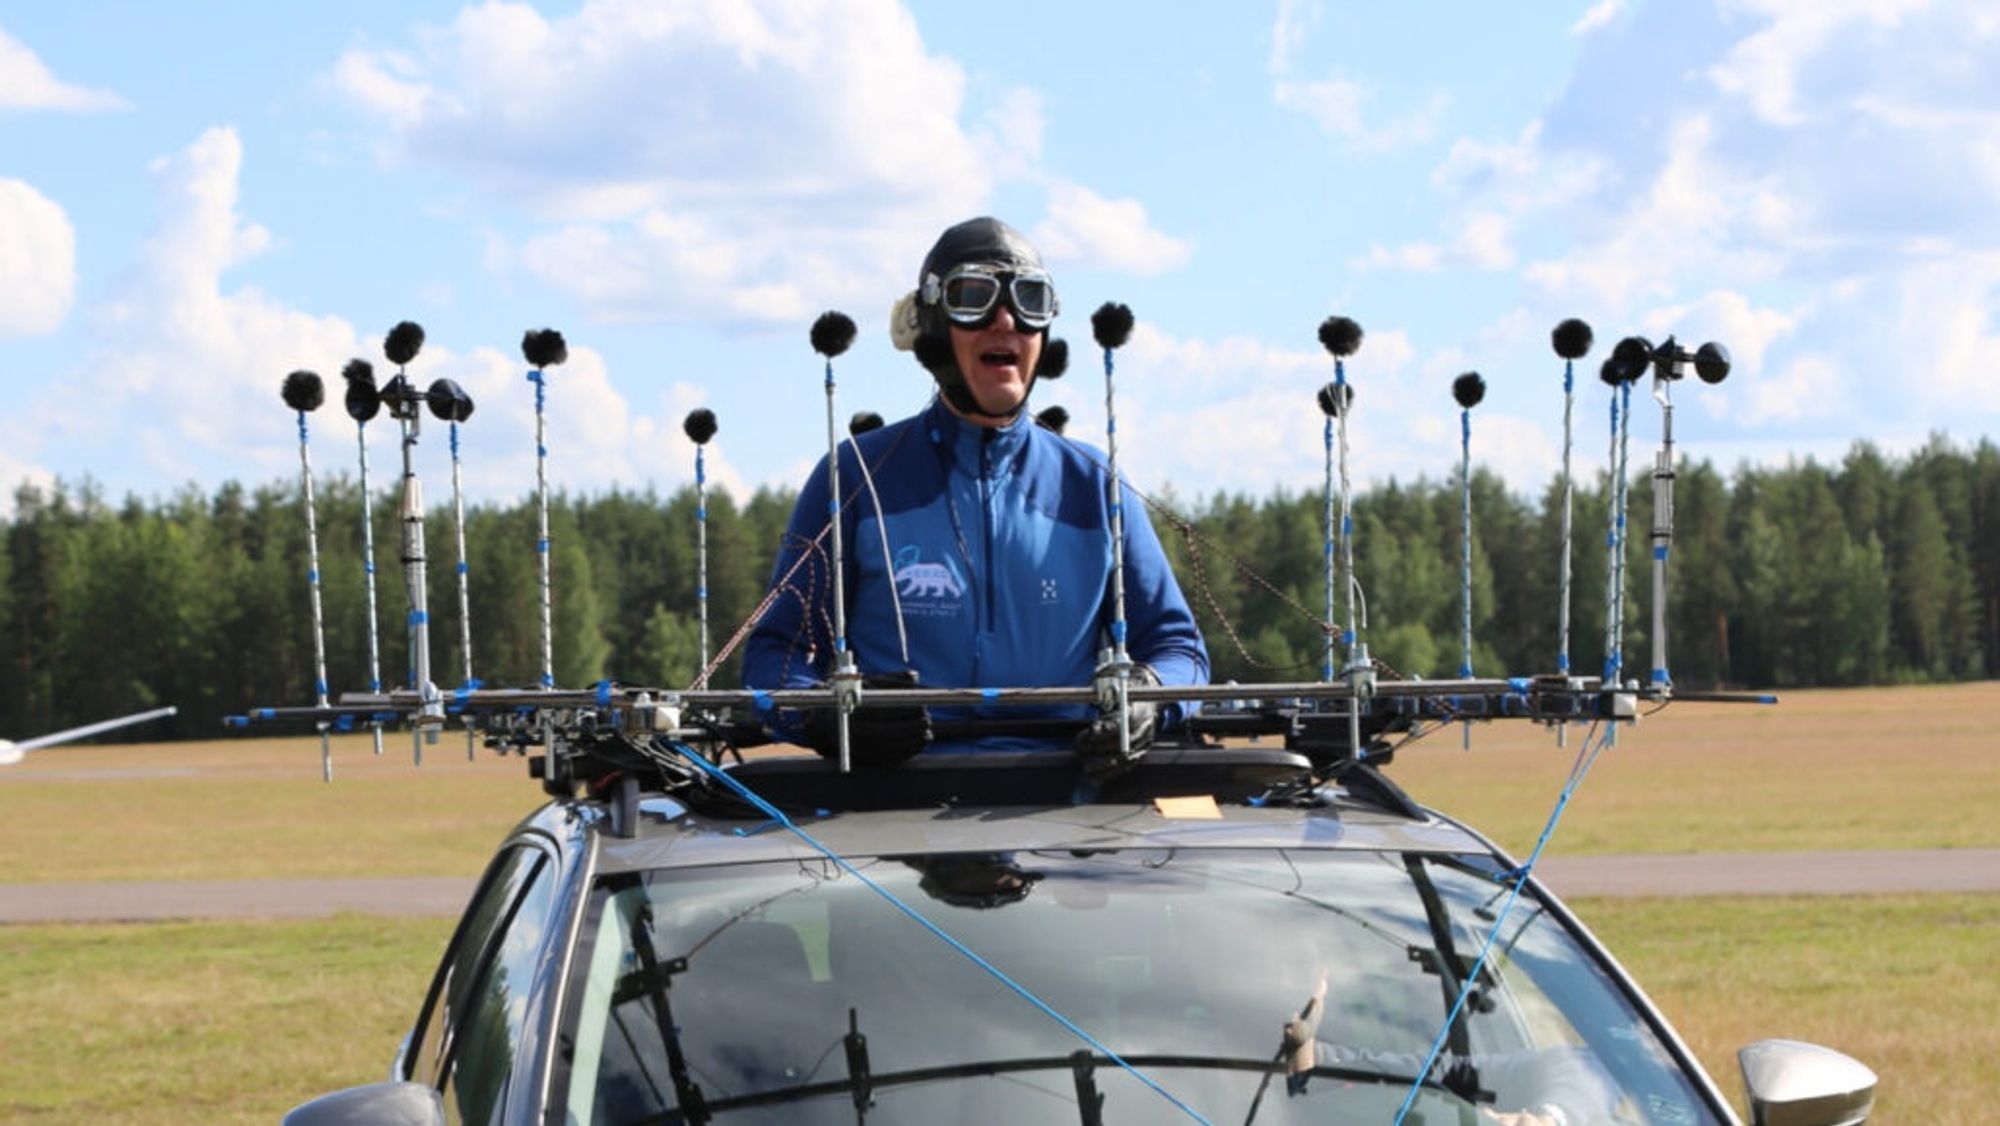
[
  {"x1": 833, "y1": 637, "x2": 847, "y2": 652},
  {"x1": 1509, "y1": 677, "x2": 1531, "y2": 692},
  {"x1": 1653, "y1": 545, "x2": 1668, "y2": 561},
  {"x1": 536, "y1": 538, "x2": 550, "y2": 553},
  {"x1": 1458, "y1": 663, "x2": 1472, "y2": 679},
  {"x1": 315, "y1": 678, "x2": 328, "y2": 696},
  {"x1": 596, "y1": 680, "x2": 612, "y2": 706},
  {"x1": 1651, "y1": 668, "x2": 1668, "y2": 683},
  {"x1": 1556, "y1": 654, "x2": 1570, "y2": 672},
  {"x1": 364, "y1": 562, "x2": 375, "y2": 575},
  {"x1": 753, "y1": 690, "x2": 774, "y2": 713},
  {"x1": 1342, "y1": 515, "x2": 1352, "y2": 536},
  {"x1": 1342, "y1": 630, "x2": 1355, "y2": 646},
  {"x1": 335, "y1": 714, "x2": 355, "y2": 731},
  {"x1": 297, "y1": 415, "x2": 308, "y2": 442},
  {"x1": 1107, "y1": 416, "x2": 1117, "y2": 435},
  {"x1": 696, "y1": 505, "x2": 706, "y2": 519},
  {"x1": 225, "y1": 715, "x2": 248, "y2": 727},
  {"x1": 409, "y1": 610, "x2": 428, "y2": 625},
  {"x1": 1757, "y1": 695, "x2": 1779, "y2": 704},
  {"x1": 982, "y1": 688, "x2": 999, "y2": 700},
  {"x1": 307, "y1": 568, "x2": 319, "y2": 583},
  {"x1": 256, "y1": 708, "x2": 277, "y2": 719},
  {"x1": 697, "y1": 585, "x2": 707, "y2": 599},
  {"x1": 456, "y1": 561, "x2": 468, "y2": 575},
  {"x1": 450, "y1": 425, "x2": 460, "y2": 456},
  {"x1": 1110, "y1": 620, "x2": 1127, "y2": 644},
  {"x1": 538, "y1": 445, "x2": 548, "y2": 457}
]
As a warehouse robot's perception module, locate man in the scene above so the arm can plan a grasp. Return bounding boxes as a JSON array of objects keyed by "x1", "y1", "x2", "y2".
[{"x1": 742, "y1": 216, "x2": 1208, "y2": 765}]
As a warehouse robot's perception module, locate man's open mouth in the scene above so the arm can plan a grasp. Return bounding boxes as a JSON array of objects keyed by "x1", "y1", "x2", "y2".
[{"x1": 980, "y1": 348, "x2": 1020, "y2": 367}]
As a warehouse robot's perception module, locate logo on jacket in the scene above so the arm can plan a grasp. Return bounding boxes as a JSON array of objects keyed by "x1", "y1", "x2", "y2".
[{"x1": 893, "y1": 545, "x2": 965, "y2": 607}]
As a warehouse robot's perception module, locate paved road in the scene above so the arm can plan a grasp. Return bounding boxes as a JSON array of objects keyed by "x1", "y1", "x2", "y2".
[{"x1": 2, "y1": 849, "x2": 1995, "y2": 923}]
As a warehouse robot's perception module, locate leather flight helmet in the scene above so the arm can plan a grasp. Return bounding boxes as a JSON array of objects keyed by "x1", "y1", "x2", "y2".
[{"x1": 910, "y1": 216, "x2": 1057, "y2": 421}]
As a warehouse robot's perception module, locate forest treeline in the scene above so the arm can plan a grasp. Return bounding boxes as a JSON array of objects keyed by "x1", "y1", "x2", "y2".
[{"x1": 3, "y1": 434, "x2": 1994, "y2": 741}]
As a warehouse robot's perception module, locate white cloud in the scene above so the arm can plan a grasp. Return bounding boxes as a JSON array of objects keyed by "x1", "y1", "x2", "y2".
[
  {"x1": 0, "y1": 178, "x2": 76, "y2": 334},
  {"x1": 1523, "y1": 114, "x2": 1792, "y2": 310},
  {"x1": 1891, "y1": 253, "x2": 2000, "y2": 414},
  {"x1": 1, "y1": 125, "x2": 764, "y2": 510},
  {"x1": 1274, "y1": 77, "x2": 1447, "y2": 149},
  {"x1": 1572, "y1": 0, "x2": 1624, "y2": 36},
  {"x1": 1264, "y1": 1, "x2": 1444, "y2": 149},
  {"x1": 332, "y1": 0, "x2": 1015, "y2": 324},
  {"x1": 1707, "y1": 0, "x2": 1933, "y2": 126},
  {"x1": 0, "y1": 26, "x2": 126, "y2": 111},
  {"x1": 1739, "y1": 354, "x2": 1841, "y2": 424},
  {"x1": 1028, "y1": 321, "x2": 1440, "y2": 499},
  {"x1": 1269, "y1": 0, "x2": 1322, "y2": 75},
  {"x1": 1032, "y1": 184, "x2": 1190, "y2": 276},
  {"x1": 1638, "y1": 289, "x2": 1798, "y2": 378},
  {"x1": 1355, "y1": 211, "x2": 1514, "y2": 274}
]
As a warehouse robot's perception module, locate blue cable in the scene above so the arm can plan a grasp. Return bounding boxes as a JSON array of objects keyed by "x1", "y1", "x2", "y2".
[
  {"x1": 662, "y1": 742, "x2": 1213, "y2": 1124},
  {"x1": 1392, "y1": 721, "x2": 1611, "y2": 1124}
]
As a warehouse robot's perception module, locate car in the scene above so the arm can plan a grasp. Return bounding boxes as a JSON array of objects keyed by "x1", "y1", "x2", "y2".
[{"x1": 281, "y1": 726, "x2": 1875, "y2": 1126}]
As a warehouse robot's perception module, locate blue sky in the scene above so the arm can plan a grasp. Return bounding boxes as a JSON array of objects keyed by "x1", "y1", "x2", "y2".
[{"x1": 4, "y1": 1, "x2": 1997, "y2": 514}]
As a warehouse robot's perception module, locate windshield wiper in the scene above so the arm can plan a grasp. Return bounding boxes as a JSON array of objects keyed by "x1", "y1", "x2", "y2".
[
  {"x1": 843, "y1": 1008, "x2": 873, "y2": 1122},
  {"x1": 621, "y1": 905, "x2": 712, "y2": 1125},
  {"x1": 633, "y1": 1051, "x2": 1472, "y2": 1124},
  {"x1": 1404, "y1": 856, "x2": 1495, "y2": 1108}
]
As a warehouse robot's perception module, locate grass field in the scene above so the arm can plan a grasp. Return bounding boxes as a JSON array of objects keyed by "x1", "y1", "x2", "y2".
[{"x1": 2, "y1": 682, "x2": 1996, "y2": 1121}]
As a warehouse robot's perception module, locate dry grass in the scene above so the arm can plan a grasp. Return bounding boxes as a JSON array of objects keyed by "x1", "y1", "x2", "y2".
[
  {"x1": 1387, "y1": 681, "x2": 2000, "y2": 857},
  {"x1": 4, "y1": 682, "x2": 1995, "y2": 883},
  {"x1": 0, "y1": 914, "x2": 451, "y2": 1123},
  {"x1": 0, "y1": 733, "x2": 544, "y2": 882},
  {"x1": 1578, "y1": 893, "x2": 2000, "y2": 1125}
]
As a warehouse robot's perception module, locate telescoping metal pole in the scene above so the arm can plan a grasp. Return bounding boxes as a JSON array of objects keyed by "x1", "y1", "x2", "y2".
[
  {"x1": 342, "y1": 361, "x2": 387, "y2": 757},
  {"x1": 1317, "y1": 316, "x2": 1367, "y2": 756},
  {"x1": 382, "y1": 321, "x2": 442, "y2": 762},
  {"x1": 1550, "y1": 319, "x2": 1593, "y2": 748},
  {"x1": 683, "y1": 409, "x2": 719, "y2": 686},
  {"x1": 1091, "y1": 303, "x2": 1138, "y2": 761},
  {"x1": 281, "y1": 371, "x2": 334, "y2": 780},
  {"x1": 810, "y1": 312, "x2": 860, "y2": 772}
]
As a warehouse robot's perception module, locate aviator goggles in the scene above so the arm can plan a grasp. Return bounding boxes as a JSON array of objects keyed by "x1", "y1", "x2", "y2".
[{"x1": 922, "y1": 265, "x2": 1059, "y2": 331}]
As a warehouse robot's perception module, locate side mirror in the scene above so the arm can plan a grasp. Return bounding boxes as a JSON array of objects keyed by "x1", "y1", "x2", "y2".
[
  {"x1": 283, "y1": 1081, "x2": 445, "y2": 1126},
  {"x1": 1739, "y1": 1039, "x2": 1876, "y2": 1125}
]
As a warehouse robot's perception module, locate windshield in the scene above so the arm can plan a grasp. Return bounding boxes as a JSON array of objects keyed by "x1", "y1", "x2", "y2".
[{"x1": 556, "y1": 848, "x2": 1720, "y2": 1125}]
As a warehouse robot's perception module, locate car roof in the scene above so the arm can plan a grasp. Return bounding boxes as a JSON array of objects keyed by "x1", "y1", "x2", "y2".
[
  {"x1": 593, "y1": 794, "x2": 1488, "y2": 875},
  {"x1": 529, "y1": 747, "x2": 1495, "y2": 876}
]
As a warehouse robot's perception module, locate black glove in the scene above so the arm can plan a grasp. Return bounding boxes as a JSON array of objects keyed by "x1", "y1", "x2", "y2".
[
  {"x1": 1074, "y1": 663, "x2": 1160, "y2": 773},
  {"x1": 803, "y1": 670, "x2": 931, "y2": 768}
]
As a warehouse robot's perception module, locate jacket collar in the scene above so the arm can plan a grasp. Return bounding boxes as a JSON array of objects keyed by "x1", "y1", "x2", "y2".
[{"x1": 924, "y1": 396, "x2": 1031, "y2": 477}]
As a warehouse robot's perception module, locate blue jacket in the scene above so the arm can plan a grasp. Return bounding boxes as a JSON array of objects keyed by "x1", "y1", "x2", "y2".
[{"x1": 743, "y1": 398, "x2": 1208, "y2": 746}]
